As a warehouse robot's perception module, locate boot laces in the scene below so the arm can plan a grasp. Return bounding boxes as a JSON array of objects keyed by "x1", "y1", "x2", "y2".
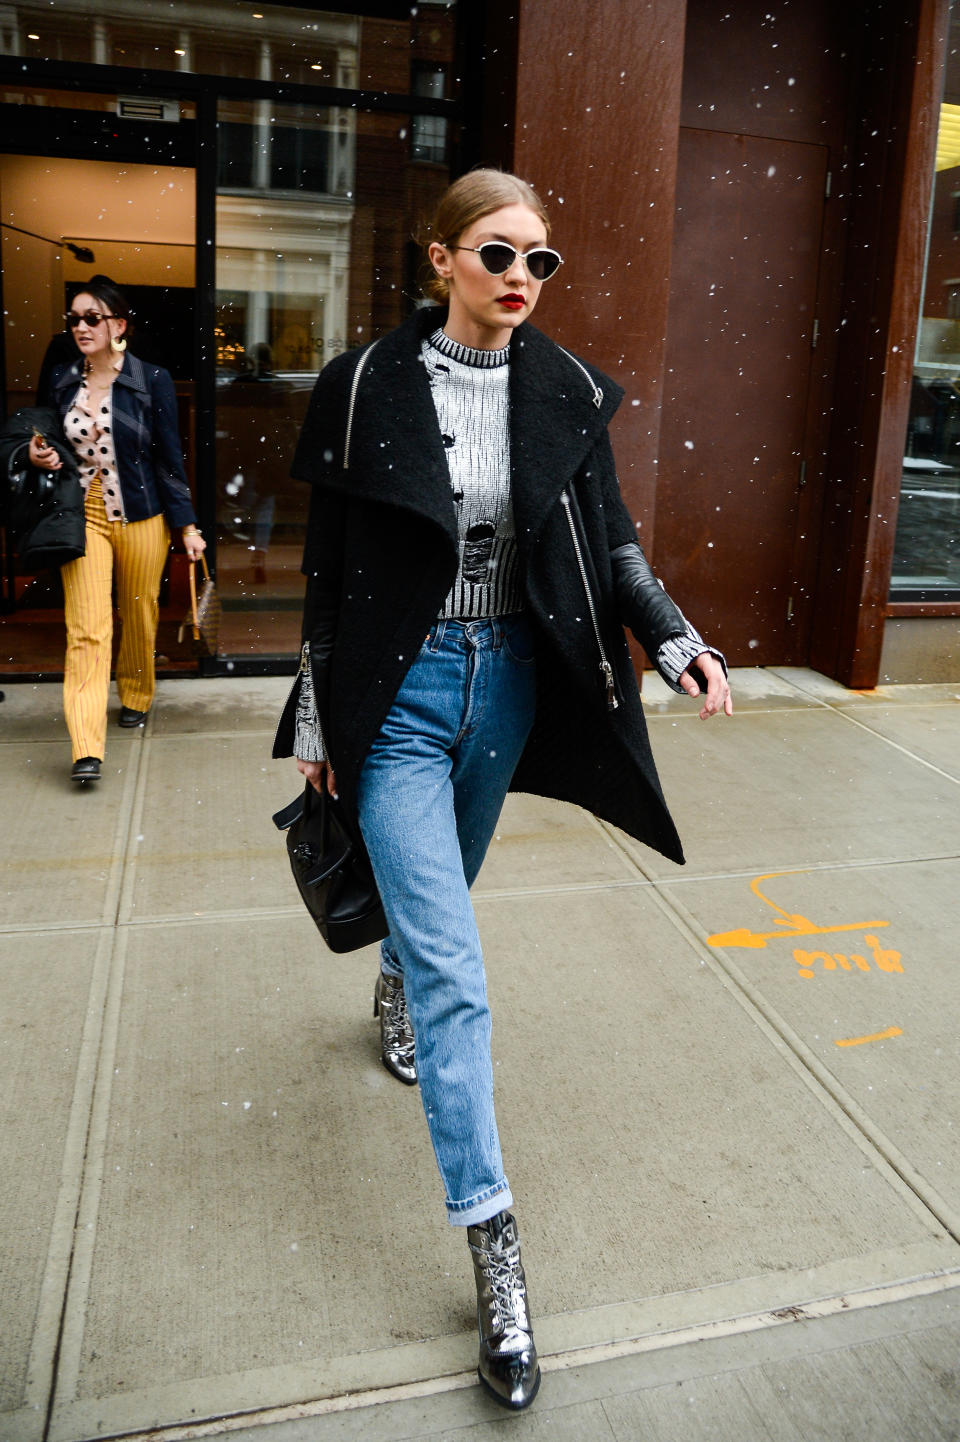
[
  {"x1": 383, "y1": 982, "x2": 414, "y2": 1054},
  {"x1": 482, "y1": 1243, "x2": 530, "y2": 1333}
]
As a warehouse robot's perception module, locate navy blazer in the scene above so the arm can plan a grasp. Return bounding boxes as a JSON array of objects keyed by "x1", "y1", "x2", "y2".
[{"x1": 49, "y1": 354, "x2": 196, "y2": 527}]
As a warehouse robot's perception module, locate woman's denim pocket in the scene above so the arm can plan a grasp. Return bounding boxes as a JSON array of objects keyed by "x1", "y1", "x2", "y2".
[{"x1": 502, "y1": 614, "x2": 536, "y2": 666}]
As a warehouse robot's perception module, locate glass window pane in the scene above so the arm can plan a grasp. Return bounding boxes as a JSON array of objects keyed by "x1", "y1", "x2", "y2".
[
  {"x1": 10, "y1": 2, "x2": 458, "y2": 93},
  {"x1": 893, "y1": 5, "x2": 960, "y2": 599},
  {"x1": 213, "y1": 94, "x2": 456, "y2": 660}
]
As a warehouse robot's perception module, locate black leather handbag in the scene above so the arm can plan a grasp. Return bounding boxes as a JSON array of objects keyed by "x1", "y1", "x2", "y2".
[{"x1": 273, "y1": 783, "x2": 388, "y2": 954}]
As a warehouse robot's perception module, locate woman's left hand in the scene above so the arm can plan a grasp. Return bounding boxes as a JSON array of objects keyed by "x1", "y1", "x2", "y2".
[
  {"x1": 182, "y1": 528, "x2": 207, "y2": 561},
  {"x1": 679, "y1": 652, "x2": 733, "y2": 719}
]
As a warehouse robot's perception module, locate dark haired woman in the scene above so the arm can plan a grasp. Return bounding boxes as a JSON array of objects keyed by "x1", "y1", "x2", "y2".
[
  {"x1": 276, "y1": 169, "x2": 731, "y2": 1409},
  {"x1": 28, "y1": 278, "x2": 205, "y2": 782}
]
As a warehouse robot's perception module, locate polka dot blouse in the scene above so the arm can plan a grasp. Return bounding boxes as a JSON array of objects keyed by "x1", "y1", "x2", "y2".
[{"x1": 64, "y1": 383, "x2": 124, "y2": 522}]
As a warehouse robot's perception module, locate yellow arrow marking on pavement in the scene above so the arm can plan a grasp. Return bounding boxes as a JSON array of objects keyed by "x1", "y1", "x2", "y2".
[
  {"x1": 706, "y1": 870, "x2": 889, "y2": 950},
  {"x1": 834, "y1": 1026, "x2": 903, "y2": 1047}
]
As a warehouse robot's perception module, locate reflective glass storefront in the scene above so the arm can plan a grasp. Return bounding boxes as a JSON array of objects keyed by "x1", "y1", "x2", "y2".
[
  {"x1": 893, "y1": 5, "x2": 960, "y2": 601},
  {"x1": 0, "y1": 1, "x2": 460, "y2": 674}
]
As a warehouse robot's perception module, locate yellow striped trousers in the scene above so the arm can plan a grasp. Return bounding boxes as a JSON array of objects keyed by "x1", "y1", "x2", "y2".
[{"x1": 60, "y1": 478, "x2": 170, "y2": 762}]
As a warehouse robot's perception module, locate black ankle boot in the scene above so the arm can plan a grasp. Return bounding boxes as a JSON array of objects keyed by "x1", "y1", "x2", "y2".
[{"x1": 467, "y1": 1209, "x2": 540, "y2": 1409}]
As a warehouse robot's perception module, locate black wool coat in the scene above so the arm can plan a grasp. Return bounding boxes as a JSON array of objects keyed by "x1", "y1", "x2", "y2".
[
  {"x1": 279, "y1": 306, "x2": 688, "y2": 865},
  {"x1": 0, "y1": 405, "x2": 86, "y2": 568}
]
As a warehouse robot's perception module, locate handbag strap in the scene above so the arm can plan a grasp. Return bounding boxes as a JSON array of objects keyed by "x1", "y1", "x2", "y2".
[{"x1": 186, "y1": 552, "x2": 212, "y2": 640}]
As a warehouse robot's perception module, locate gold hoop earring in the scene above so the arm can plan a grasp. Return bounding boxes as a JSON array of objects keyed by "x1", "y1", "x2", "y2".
[{"x1": 111, "y1": 334, "x2": 127, "y2": 354}]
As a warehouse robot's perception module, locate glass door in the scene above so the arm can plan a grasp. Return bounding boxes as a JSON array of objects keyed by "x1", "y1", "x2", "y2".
[
  {"x1": 212, "y1": 81, "x2": 455, "y2": 661},
  {"x1": 213, "y1": 97, "x2": 351, "y2": 659},
  {"x1": 0, "y1": 82, "x2": 196, "y2": 671}
]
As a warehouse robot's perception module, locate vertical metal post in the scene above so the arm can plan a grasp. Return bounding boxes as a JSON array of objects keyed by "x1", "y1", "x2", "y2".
[{"x1": 194, "y1": 88, "x2": 219, "y2": 673}]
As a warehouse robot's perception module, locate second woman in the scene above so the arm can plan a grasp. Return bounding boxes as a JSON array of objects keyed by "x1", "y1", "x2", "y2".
[{"x1": 29, "y1": 278, "x2": 205, "y2": 782}]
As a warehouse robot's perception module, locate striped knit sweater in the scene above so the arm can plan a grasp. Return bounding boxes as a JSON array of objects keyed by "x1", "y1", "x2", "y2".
[{"x1": 422, "y1": 328, "x2": 524, "y2": 619}]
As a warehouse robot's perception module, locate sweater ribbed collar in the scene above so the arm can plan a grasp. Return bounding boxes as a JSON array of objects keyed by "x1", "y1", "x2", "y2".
[{"x1": 427, "y1": 327, "x2": 510, "y2": 369}]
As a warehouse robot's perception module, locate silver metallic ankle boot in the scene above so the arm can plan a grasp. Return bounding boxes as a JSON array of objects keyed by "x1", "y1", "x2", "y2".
[
  {"x1": 372, "y1": 969, "x2": 417, "y2": 1085},
  {"x1": 467, "y1": 1210, "x2": 540, "y2": 1410}
]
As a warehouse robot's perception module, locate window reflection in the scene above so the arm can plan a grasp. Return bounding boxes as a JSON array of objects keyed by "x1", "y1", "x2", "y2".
[
  {"x1": 894, "y1": 12, "x2": 960, "y2": 598},
  {"x1": 0, "y1": 5, "x2": 458, "y2": 669},
  {"x1": 213, "y1": 6, "x2": 457, "y2": 658},
  {"x1": 6, "y1": 0, "x2": 458, "y2": 96}
]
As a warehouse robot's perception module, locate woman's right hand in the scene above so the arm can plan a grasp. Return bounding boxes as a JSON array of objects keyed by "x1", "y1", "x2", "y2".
[
  {"x1": 297, "y1": 757, "x2": 337, "y2": 797},
  {"x1": 28, "y1": 435, "x2": 62, "y2": 470}
]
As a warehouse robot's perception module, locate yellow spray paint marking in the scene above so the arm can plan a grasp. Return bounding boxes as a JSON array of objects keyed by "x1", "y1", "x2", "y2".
[
  {"x1": 835, "y1": 1027, "x2": 903, "y2": 1048},
  {"x1": 793, "y1": 934, "x2": 903, "y2": 980},
  {"x1": 707, "y1": 870, "x2": 889, "y2": 951},
  {"x1": 707, "y1": 870, "x2": 905, "y2": 1059}
]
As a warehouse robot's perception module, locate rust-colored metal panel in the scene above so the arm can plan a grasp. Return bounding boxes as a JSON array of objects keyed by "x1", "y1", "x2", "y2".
[
  {"x1": 680, "y1": 0, "x2": 849, "y2": 145},
  {"x1": 655, "y1": 128, "x2": 828, "y2": 663},
  {"x1": 510, "y1": 0, "x2": 688, "y2": 536}
]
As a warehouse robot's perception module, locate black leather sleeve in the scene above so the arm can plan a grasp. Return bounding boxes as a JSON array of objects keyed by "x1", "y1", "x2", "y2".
[
  {"x1": 301, "y1": 572, "x2": 337, "y2": 728},
  {"x1": 610, "y1": 541, "x2": 688, "y2": 657}
]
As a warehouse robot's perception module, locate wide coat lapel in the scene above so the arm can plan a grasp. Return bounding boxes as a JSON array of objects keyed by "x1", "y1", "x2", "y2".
[
  {"x1": 322, "y1": 310, "x2": 623, "y2": 554},
  {"x1": 509, "y1": 323, "x2": 623, "y2": 547},
  {"x1": 342, "y1": 310, "x2": 458, "y2": 550}
]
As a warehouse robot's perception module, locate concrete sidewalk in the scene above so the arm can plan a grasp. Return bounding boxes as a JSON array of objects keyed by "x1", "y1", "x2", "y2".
[{"x1": 2, "y1": 667, "x2": 960, "y2": 1442}]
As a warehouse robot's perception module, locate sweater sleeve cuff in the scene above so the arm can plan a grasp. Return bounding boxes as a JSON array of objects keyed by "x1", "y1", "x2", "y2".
[
  {"x1": 656, "y1": 625, "x2": 728, "y2": 694},
  {"x1": 293, "y1": 646, "x2": 326, "y2": 762}
]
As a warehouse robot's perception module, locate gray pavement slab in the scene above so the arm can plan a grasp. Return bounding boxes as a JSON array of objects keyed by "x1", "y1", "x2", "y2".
[
  {"x1": 44, "y1": 878, "x2": 957, "y2": 1440},
  {"x1": 655, "y1": 857, "x2": 960, "y2": 1231},
  {"x1": 149, "y1": 678, "x2": 291, "y2": 738},
  {"x1": 117, "y1": 732, "x2": 297, "y2": 922},
  {"x1": 830, "y1": 701, "x2": 960, "y2": 781},
  {"x1": 179, "y1": 1287, "x2": 960, "y2": 1442},
  {"x1": 0, "y1": 930, "x2": 106, "y2": 1436},
  {"x1": 3, "y1": 669, "x2": 960, "y2": 1442},
  {"x1": 638, "y1": 705, "x2": 960, "y2": 878},
  {"x1": 472, "y1": 794, "x2": 642, "y2": 894},
  {"x1": 0, "y1": 680, "x2": 67, "y2": 743},
  {"x1": 0, "y1": 738, "x2": 139, "y2": 929}
]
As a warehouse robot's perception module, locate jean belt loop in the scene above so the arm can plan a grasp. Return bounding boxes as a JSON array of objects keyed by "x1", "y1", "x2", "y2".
[
  {"x1": 492, "y1": 616, "x2": 503, "y2": 651},
  {"x1": 429, "y1": 619, "x2": 445, "y2": 652}
]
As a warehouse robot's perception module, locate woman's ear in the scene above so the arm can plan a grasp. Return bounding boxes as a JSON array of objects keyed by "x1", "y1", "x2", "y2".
[{"x1": 428, "y1": 240, "x2": 452, "y2": 279}]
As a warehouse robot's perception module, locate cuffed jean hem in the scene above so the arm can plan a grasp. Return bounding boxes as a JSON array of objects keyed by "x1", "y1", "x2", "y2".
[
  {"x1": 446, "y1": 1183, "x2": 514, "y2": 1228},
  {"x1": 379, "y1": 943, "x2": 403, "y2": 981}
]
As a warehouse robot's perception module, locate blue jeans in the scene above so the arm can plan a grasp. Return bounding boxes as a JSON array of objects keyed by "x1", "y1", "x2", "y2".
[{"x1": 356, "y1": 614, "x2": 537, "y2": 1226}]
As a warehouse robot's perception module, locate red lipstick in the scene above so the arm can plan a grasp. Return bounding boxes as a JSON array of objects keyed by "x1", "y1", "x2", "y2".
[{"x1": 498, "y1": 294, "x2": 525, "y2": 311}]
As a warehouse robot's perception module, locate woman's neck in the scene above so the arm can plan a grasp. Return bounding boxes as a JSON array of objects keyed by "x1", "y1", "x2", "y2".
[{"x1": 85, "y1": 355, "x2": 120, "y2": 385}]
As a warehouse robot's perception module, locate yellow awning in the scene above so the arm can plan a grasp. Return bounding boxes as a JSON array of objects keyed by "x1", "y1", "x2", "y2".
[{"x1": 936, "y1": 102, "x2": 960, "y2": 171}]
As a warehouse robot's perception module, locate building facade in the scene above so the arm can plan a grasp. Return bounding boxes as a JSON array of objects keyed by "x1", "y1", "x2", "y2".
[{"x1": 1, "y1": 0, "x2": 955, "y2": 686}]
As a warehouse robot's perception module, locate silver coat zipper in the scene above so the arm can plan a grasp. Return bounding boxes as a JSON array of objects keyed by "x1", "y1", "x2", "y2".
[
  {"x1": 560, "y1": 489, "x2": 618, "y2": 710},
  {"x1": 343, "y1": 338, "x2": 381, "y2": 470},
  {"x1": 558, "y1": 346, "x2": 603, "y2": 409}
]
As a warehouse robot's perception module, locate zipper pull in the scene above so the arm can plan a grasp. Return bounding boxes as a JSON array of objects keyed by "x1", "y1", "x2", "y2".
[
  {"x1": 601, "y1": 659, "x2": 618, "y2": 710},
  {"x1": 299, "y1": 641, "x2": 310, "y2": 673}
]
